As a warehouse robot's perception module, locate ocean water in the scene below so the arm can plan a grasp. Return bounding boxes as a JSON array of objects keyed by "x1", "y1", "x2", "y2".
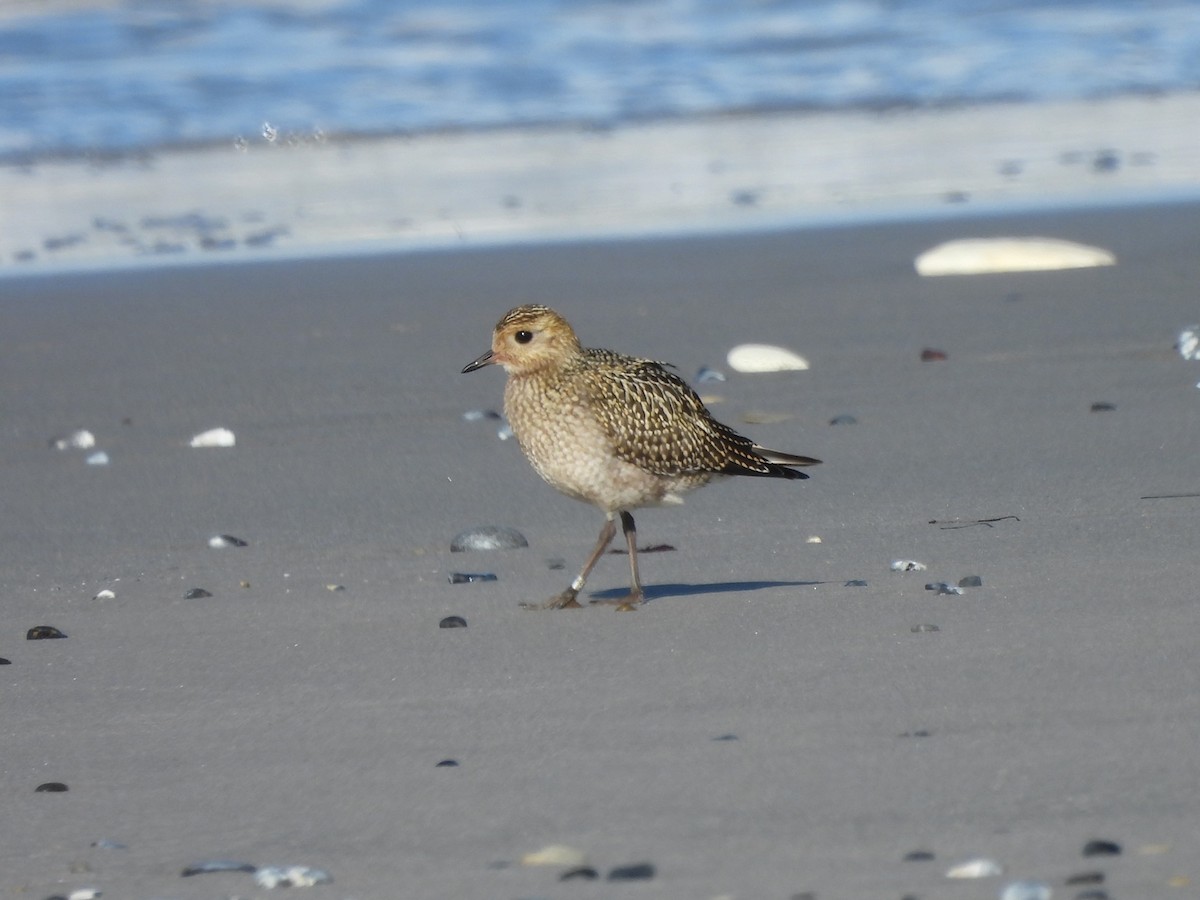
[{"x1": 2, "y1": 0, "x2": 1200, "y2": 161}]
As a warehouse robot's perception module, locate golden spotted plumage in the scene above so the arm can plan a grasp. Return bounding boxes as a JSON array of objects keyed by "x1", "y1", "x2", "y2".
[{"x1": 462, "y1": 304, "x2": 820, "y2": 610}]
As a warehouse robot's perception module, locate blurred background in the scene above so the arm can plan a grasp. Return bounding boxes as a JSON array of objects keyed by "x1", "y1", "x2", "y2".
[{"x1": 3, "y1": 0, "x2": 1200, "y2": 160}]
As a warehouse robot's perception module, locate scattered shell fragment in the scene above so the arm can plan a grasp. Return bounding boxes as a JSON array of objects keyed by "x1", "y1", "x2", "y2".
[
  {"x1": 92, "y1": 589, "x2": 116, "y2": 600},
  {"x1": 925, "y1": 582, "x2": 964, "y2": 595},
  {"x1": 946, "y1": 857, "x2": 1003, "y2": 879},
  {"x1": 184, "y1": 588, "x2": 212, "y2": 599},
  {"x1": 521, "y1": 844, "x2": 588, "y2": 868},
  {"x1": 607, "y1": 862, "x2": 656, "y2": 881},
  {"x1": 911, "y1": 623, "x2": 940, "y2": 633},
  {"x1": 1082, "y1": 839, "x2": 1121, "y2": 857},
  {"x1": 915, "y1": 237, "x2": 1115, "y2": 276},
  {"x1": 727, "y1": 343, "x2": 809, "y2": 373},
  {"x1": 891, "y1": 559, "x2": 927, "y2": 572},
  {"x1": 845, "y1": 579, "x2": 868, "y2": 587},
  {"x1": 35, "y1": 781, "x2": 69, "y2": 792},
  {"x1": 958, "y1": 575, "x2": 983, "y2": 587},
  {"x1": 1178, "y1": 326, "x2": 1200, "y2": 361},
  {"x1": 560, "y1": 866, "x2": 599, "y2": 881},
  {"x1": 1000, "y1": 880, "x2": 1052, "y2": 900},
  {"x1": 448, "y1": 572, "x2": 497, "y2": 584},
  {"x1": 208, "y1": 534, "x2": 248, "y2": 548},
  {"x1": 254, "y1": 866, "x2": 332, "y2": 889},
  {"x1": 829, "y1": 414, "x2": 857, "y2": 425},
  {"x1": 67, "y1": 889, "x2": 102, "y2": 900},
  {"x1": 806, "y1": 535, "x2": 822, "y2": 543},
  {"x1": 189, "y1": 427, "x2": 236, "y2": 448},
  {"x1": 85, "y1": 451, "x2": 110, "y2": 466},
  {"x1": 462, "y1": 408, "x2": 502, "y2": 421},
  {"x1": 326, "y1": 584, "x2": 345, "y2": 591},
  {"x1": 27, "y1": 625, "x2": 67, "y2": 640},
  {"x1": 51, "y1": 429, "x2": 96, "y2": 450},
  {"x1": 696, "y1": 366, "x2": 726, "y2": 383},
  {"x1": 439, "y1": 616, "x2": 468, "y2": 629},
  {"x1": 451, "y1": 525, "x2": 528, "y2": 552},
  {"x1": 497, "y1": 422, "x2": 515, "y2": 440},
  {"x1": 435, "y1": 758, "x2": 459, "y2": 767},
  {"x1": 741, "y1": 409, "x2": 793, "y2": 425},
  {"x1": 182, "y1": 860, "x2": 258, "y2": 877}
]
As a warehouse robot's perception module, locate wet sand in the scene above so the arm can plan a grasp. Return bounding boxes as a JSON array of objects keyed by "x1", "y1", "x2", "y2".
[{"x1": 3, "y1": 199, "x2": 1200, "y2": 898}]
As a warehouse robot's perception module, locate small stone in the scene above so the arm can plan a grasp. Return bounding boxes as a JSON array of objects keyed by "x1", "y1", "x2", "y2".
[
  {"x1": 1000, "y1": 880, "x2": 1052, "y2": 900},
  {"x1": 696, "y1": 366, "x2": 726, "y2": 383},
  {"x1": 254, "y1": 866, "x2": 332, "y2": 888},
  {"x1": 85, "y1": 451, "x2": 110, "y2": 466},
  {"x1": 958, "y1": 575, "x2": 983, "y2": 587},
  {"x1": 844, "y1": 579, "x2": 868, "y2": 587},
  {"x1": 181, "y1": 860, "x2": 258, "y2": 876},
  {"x1": 925, "y1": 582, "x2": 964, "y2": 595},
  {"x1": 1065, "y1": 872, "x2": 1104, "y2": 885},
  {"x1": 36, "y1": 782, "x2": 69, "y2": 792},
  {"x1": 903, "y1": 850, "x2": 935, "y2": 861},
  {"x1": 27, "y1": 625, "x2": 67, "y2": 640},
  {"x1": 891, "y1": 559, "x2": 927, "y2": 572},
  {"x1": 208, "y1": 534, "x2": 248, "y2": 548},
  {"x1": 92, "y1": 589, "x2": 116, "y2": 600},
  {"x1": 912, "y1": 624, "x2": 940, "y2": 633},
  {"x1": 183, "y1": 588, "x2": 212, "y2": 599},
  {"x1": 1082, "y1": 839, "x2": 1121, "y2": 857},
  {"x1": 435, "y1": 759, "x2": 459, "y2": 767},
  {"x1": 326, "y1": 584, "x2": 345, "y2": 591},
  {"x1": 50, "y1": 429, "x2": 96, "y2": 450},
  {"x1": 921, "y1": 348, "x2": 948, "y2": 361},
  {"x1": 448, "y1": 572, "x2": 497, "y2": 584},
  {"x1": 1089, "y1": 402, "x2": 1116, "y2": 412},
  {"x1": 439, "y1": 616, "x2": 468, "y2": 629},
  {"x1": 546, "y1": 557, "x2": 566, "y2": 570},
  {"x1": 945, "y1": 857, "x2": 1003, "y2": 878},
  {"x1": 727, "y1": 343, "x2": 809, "y2": 373},
  {"x1": 607, "y1": 862, "x2": 656, "y2": 881},
  {"x1": 450, "y1": 525, "x2": 528, "y2": 552},
  {"x1": 189, "y1": 427, "x2": 235, "y2": 448},
  {"x1": 0, "y1": 658, "x2": 11, "y2": 664},
  {"x1": 521, "y1": 844, "x2": 588, "y2": 868},
  {"x1": 829, "y1": 414, "x2": 857, "y2": 425},
  {"x1": 560, "y1": 866, "x2": 599, "y2": 881},
  {"x1": 712, "y1": 733, "x2": 739, "y2": 741}
]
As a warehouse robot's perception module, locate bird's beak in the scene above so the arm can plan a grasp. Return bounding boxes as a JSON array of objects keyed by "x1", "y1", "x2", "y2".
[{"x1": 462, "y1": 349, "x2": 495, "y2": 373}]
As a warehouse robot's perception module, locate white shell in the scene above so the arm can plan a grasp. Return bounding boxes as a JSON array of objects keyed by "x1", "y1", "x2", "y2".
[
  {"x1": 93, "y1": 589, "x2": 116, "y2": 600},
  {"x1": 53, "y1": 429, "x2": 96, "y2": 450},
  {"x1": 520, "y1": 844, "x2": 588, "y2": 867},
  {"x1": 726, "y1": 343, "x2": 809, "y2": 373},
  {"x1": 85, "y1": 451, "x2": 110, "y2": 466},
  {"x1": 945, "y1": 857, "x2": 1004, "y2": 879},
  {"x1": 890, "y1": 559, "x2": 927, "y2": 572},
  {"x1": 1179, "y1": 326, "x2": 1200, "y2": 361},
  {"x1": 189, "y1": 427, "x2": 236, "y2": 448},
  {"x1": 254, "y1": 866, "x2": 332, "y2": 888},
  {"x1": 915, "y1": 237, "x2": 1115, "y2": 276},
  {"x1": 68, "y1": 890, "x2": 102, "y2": 900}
]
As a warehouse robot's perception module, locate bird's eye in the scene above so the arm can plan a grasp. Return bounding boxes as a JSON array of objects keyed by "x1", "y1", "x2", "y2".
[{"x1": 515, "y1": 330, "x2": 533, "y2": 344}]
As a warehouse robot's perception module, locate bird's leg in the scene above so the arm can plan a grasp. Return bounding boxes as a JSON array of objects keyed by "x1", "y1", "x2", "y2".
[
  {"x1": 522, "y1": 515, "x2": 617, "y2": 610},
  {"x1": 591, "y1": 510, "x2": 644, "y2": 611}
]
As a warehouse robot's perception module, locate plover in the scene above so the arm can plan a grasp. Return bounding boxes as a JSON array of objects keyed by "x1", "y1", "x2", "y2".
[{"x1": 463, "y1": 304, "x2": 820, "y2": 610}]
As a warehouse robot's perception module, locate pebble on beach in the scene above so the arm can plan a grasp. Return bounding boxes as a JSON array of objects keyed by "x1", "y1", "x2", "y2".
[
  {"x1": 189, "y1": 427, "x2": 236, "y2": 447},
  {"x1": 448, "y1": 572, "x2": 497, "y2": 584},
  {"x1": 208, "y1": 534, "x2": 248, "y2": 548},
  {"x1": 183, "y1": 588, "x2": 212, "y2": 598},
  {"x1": 891, "y1": 559, "x2": 927, "y2": 572},
  {"x1": 925, "y1": 582, "x2": 964, "y2": 595},
  {"x1": 27, "y1": 625, "x2": 67, "y2": 640},
  {"x1": 92, "y1": 589, "x2": 116, "y2": 600},
  {"x1": 914, "y1": 237, "x2": 1116, "y2": 276},
  {"x1": 521, "y1": 844, "x2": 588, "y2": 868},
  {"x1": 958, "y1": 575, "x2": 984, "y2": 587},
  {"x1": 35, "y1": 782, "x2": 69, "y2": 792},
  {"x1": 945, "y1": 857, "x2": 1004, "y2": 879},
  {"x1": 439, "y1": 616, "x2": 468, "y2": 629},
  {"x1": 607, "y1": 862, "x2": 656, "y2": 881},
  {"x1": 450, "y1": 525, "x2": 528, "y2": 552},
  {"x1": 726, "y1": 343, "x2": 810, "y2": 373},
  {"x1": 1082, "y1": 839, "x2": 1121, "y2": 857}
]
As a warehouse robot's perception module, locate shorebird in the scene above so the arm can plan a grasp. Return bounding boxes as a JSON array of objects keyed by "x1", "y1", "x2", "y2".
[{"x1": 462, "y1": 304, "x2": 820, "y2": 610}]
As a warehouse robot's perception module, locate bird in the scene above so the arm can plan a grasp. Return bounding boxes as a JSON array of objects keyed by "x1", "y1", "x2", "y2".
[{"x1": 462, "y1": 304, "x2": 820, "y2": 610}]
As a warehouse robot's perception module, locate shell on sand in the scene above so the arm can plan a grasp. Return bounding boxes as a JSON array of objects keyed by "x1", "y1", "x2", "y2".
[
  {"x1": 520, "y1": 844, "x2": 588, "y2": 867},
  {"x1": 726, "y1": 343, "x2": 809, "y2": 373},
  {"x1": 189, "y1": 426, "x2": 236, "y2": 447},
  {"x1": 914, "y1": 237, "x2": 1116, "y2": 276}
]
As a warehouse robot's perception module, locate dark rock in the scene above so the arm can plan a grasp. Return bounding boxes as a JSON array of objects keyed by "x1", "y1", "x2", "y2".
[
  {"x1": 181, "y1": 860, "x2": 257, "y2": 876},
  {"x1": 35, "y1": 782, "x2": 68, "y2": 792},
  {"x1": 1090, "y1": 402, "x2": 1116, "y2": 412},
  {"x1": 607, "y1": 862, "x2": 655, "y2": 881},
  {"x1": 1082, "y1": 839, "x2": 1121, "y2": 856},
  {"x1": 435, "y1": 759, "x2": 459, "y2": 767},
  {"x1": 921, "y1": 348, "x2": 948, "y2": 361},
  {"x1": 184, "y1": 588, "x2": 213, "y2": 599},
  {"x1": 958, "y1": 575, "x2": 983, "y2": 587},
  {"x1": 844, "y1": 579, "x2": 868, "y2": 587},
  {"x1": 829, "y1": 414, "x2": 858, "y2": 425},
  {"x1": 26, "y1": 625, "x2": 66, "y2": 640},
  {"x1": 0, "y1": 658, "x2": 10, "y2": 664},
  {"x1": 439, "y1": 616, "x2": 468, "y2": 629},
  {"x1": 448, "y1": 572, "x2": 497, "y2": 584},
  {"x1": 560, "y1": 866, "x2": 599, "y2": 881},
  {"x1": 903, "y1": 849, "x2": 935, "y2": 861}
]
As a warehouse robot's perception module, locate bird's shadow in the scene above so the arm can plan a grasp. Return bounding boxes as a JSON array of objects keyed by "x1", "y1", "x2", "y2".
[{"x1": 589, "y1": 579, "x2": 826, "y2": 603}]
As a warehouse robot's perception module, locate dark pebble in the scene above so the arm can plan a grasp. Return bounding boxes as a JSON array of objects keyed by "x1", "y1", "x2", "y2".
[
  {"x1": 921, "y1": 348, "x2": 948, "y2": 361},
  {"x1": 900, "y1": 729, "x2": 931, "y2": 738},
  {"x1": 844, "y1": 579, "x2": 868, "y2": 587},
  {"x1": 607, "y1": 862, "x2": 655, "y2": 881},
  {"x1": 439, "y1": 616, "x2": 468, "y2": 629},
  {"x1": 546, "y1": 558, "x2": 566, "y2": 570},
  {"x1": 712, "y1": 733, "x2": 739, "y2": 741},
  {"x1": 181, "y1": 860, "x2": 257, "y2": 876},
  {"x1": 1090, "y1": 402, "x2": 1116, "y2": 412},
  {"x1": 435, "y1": 759, "x2": 459, "y2": 767},
  {"x1": 35, "y1": 782, "x2": 68, "y2": 792},
  {"x1": 0, "y1": 657, "x2": 10, "y2": 664},
  {"x1": 448, "y1": 572, "x2": 497, "y2": 584},
  {"x1": 214, "y1": 534, "x2": 248, "y2": 546},
  {"x1": 1082, "y1": 839, "x2": 1121, "y2": 856},
  {"x1": 1065, "y1": 872, "x2": 1105, "y2": 885},
  {"x1": 27, "y1": 625, "x2": 66, "y2": 640},
  {"x1": 184, "y1": 588, "x2": 213, "y2": 599},
  {"x1": 903, "y1": 849, "x2": 935, "y2": 861},
  {"x1": 1073, "y1": 891, "x2": 1109, "y2": 900},
  {"x1": 450, "y1": 525, "x2": 528, "y2": 552},
  {"x1": 958, "y1": 575, "x2": 983, "y2": 587},
  {"x1": 560, "y1": 866, "x2": 599, "y2": 881},
  {"x1": 829, "y1": 414, "x2": 858, "y2": 425}
]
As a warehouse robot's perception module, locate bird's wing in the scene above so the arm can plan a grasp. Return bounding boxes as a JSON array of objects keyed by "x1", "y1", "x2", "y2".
[{"x1": 581, "y1": 352, "x2": 804, "y2": 478}]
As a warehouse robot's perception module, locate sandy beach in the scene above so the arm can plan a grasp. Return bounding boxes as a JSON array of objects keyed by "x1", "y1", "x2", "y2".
[{"x1": 3, "y1": 197, "x2": 1200, "y2": 898}]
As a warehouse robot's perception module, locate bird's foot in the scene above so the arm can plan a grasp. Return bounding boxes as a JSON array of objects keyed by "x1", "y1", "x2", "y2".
[
  {"x1": 521, "y1": 589, "x2": 583, "y2": 610},
  {"x1": 590, "y1": 589, "x2": 643, "y2": 612}
]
